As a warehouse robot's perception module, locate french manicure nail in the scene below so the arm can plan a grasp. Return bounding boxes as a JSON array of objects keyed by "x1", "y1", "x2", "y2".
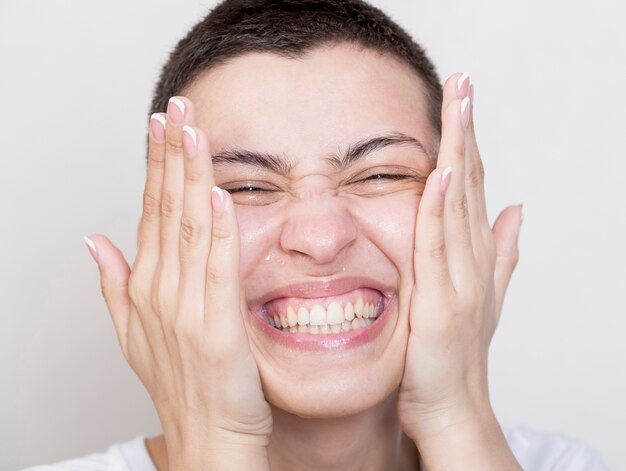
[
  {"x1": 457, "y1": 72, "x2": 470, "y2": 97},
  {"x1": 83, "y1": 236, "x2": 99, "y2": 264},
  {"x1": 167, "y1": 97, "x2": 186, "y2": 123},
  {"x1": 441, "y1": 166, "x2": 453, "y2": 194},
  {"x1": 460, "y1": 97, "x2": 471, "y2": 129},
  {"x1": 149, "y1": 113, "x2": 166, "y2": 142},
  {"x1": 182, "y1": 125, "x2": 197, "y2": 157},
  {"x1": 211, "y1": 186, "x2": 225, "y2": 214},
  {"x1": 519, "y1": 204, "x2": 524, "y2": 225},
  {"x1": 183, "y1": 125, "x2": 196, "y2": 145}
]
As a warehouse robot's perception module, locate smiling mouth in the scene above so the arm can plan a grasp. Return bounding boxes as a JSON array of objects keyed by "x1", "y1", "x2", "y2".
[{"x1": 263, "y1": 288, "x2": 384, "y2": 334}]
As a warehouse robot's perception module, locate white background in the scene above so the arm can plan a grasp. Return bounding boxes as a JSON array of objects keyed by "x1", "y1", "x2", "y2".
[{"x1": 1, "y1": 0, "x2": 624, "y2": 469}]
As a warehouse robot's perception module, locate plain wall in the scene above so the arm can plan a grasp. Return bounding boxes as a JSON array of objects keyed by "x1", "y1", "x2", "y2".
[{"x1": 2, "y1": 0, "x2": 624, "y2": 468}]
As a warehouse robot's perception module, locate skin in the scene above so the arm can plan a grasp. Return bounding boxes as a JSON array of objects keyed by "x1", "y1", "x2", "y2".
[{"x1": 87, "y1": 44, "x2": 523, "y2": 470}]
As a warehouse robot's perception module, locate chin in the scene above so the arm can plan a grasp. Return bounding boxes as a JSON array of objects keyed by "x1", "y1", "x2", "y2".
[
  {"x1": 244, "y1": 276, "x2": 411, "y2": 419},
  {"x1": 262, "y1": 357, "x2": 405, "y2": 419}
]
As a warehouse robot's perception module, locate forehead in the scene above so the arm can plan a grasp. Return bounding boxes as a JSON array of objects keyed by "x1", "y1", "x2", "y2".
[{"x1": 185, "y1": 43, "x2": 435, "y2": 164}]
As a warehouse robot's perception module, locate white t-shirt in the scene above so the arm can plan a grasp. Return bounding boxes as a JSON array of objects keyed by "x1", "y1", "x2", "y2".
[{"x1": 22, "y1": 426, "x2": 609, "y2": 471}]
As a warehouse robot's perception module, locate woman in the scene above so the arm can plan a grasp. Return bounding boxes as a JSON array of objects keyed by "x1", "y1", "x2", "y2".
[{"x1": 28, "y1": 0, "x2": 608, "y2": 469}]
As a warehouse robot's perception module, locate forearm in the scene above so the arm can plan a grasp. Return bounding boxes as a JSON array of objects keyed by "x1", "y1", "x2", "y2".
[{"x1": 413, "y1": 409, "x2": 522, "y2": 471}]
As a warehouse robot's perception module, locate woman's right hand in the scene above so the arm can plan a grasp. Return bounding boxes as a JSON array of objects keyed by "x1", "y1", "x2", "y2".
[{"x1": 84, "y1": 96, "x2": 272, "y2": 470}]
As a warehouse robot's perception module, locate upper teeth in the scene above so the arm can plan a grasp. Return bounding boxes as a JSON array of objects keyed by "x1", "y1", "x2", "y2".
[{"x1": 269, "y1": 297, "x2": 378, "y2": 329}]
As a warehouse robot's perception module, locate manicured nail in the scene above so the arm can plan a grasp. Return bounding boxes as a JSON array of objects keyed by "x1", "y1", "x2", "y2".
[
  {"x1": 457, "y1": 72, "x2": 470, "y2": 98},
  {"x1": 83, "y1": 236, "x2": 99, "y2": 264},
  {"x1": 469, "y1": 79, "x2": 475, "y2": 104},
  {"x1": 149, "y1": 113, "x2": 166, "y2": 143},
  {"x1": 519, "y1": 204, "x2": 524, "y2": 225},
  {"x1": 211, "y1": 186, "x2": 225, "y2": 214},
  {"x1": 441, "y1": 166, "x2": 453, "y2": 194},
  {"x1": 460, "y1": 97, "x2": 471, "y2": 129},
  {"x1": 182, "y1": 125, "x2": 197, "y2": 157},
  {"x1": 167, "y1": 97, "x2": 185, "y2": 124}
]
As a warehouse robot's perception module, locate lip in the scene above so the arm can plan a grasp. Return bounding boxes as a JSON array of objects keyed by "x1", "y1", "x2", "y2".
[{"x1": 248, "y1": 276, "x2": 396, "y2": 351}]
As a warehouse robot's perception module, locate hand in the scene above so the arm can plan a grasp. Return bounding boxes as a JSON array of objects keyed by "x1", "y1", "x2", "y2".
[
  {"x1": 84, "y1": 97, "x2": 272, "y2": 469},
  {"x1": 397, "y1": 74, "x2": 523, "y2": 445}
]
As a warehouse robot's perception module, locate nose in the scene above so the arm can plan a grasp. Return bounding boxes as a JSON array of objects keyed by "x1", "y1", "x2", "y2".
[{"x1": 279, "y1": 195, "x2": 358, "y2": 266}]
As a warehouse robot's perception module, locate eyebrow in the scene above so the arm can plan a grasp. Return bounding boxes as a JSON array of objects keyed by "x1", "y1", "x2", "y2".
[{"x1": 211, "y1": 132, "x2": 432, "y2": 174}]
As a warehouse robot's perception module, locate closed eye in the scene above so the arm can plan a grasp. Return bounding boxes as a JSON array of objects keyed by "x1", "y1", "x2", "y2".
[
  {"x1": 224, "y1": 183, "x2": 278, "y2": 194},
  {"x1": 360, "y1": 173, "x2": 414, "y2": 182}
]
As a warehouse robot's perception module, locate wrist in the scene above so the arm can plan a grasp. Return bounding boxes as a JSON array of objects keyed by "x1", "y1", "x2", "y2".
[
  {"x1": 163, "y1": 422, "x2": 271, "y2": 471},
  {"x1": 411, "y1": 406, "x2": 521, "y2": 471},
  {"x1": 402, "y1": 392, "x2": 493, "y2": 444}
]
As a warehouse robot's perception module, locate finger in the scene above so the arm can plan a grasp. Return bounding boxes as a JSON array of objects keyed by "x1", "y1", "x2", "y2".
[
  {"x1": 204, "y1": 189, "x2": 246, "y2": 343},
  {"x1": 85, "y1": 234, "x2": 131, "y2": 358},
  {"x1": 463, "y1": 80, "x2": 492, "y2": 245},
  {"x1": 492, "y1": 205, "x2": 523, "y2": 318},
  {"x1": 158, "y1": 96, "x2": 195, "y2": 307},
  {"x1": 442, "y1": 71, "x2": 471, "y2": 111},
  {"x1": 178, "y1": 125, "x2": 215, "y2": 325},
  {"x1": 437, "y1": 89, "x2": 474, "y2": 289},
  {"x1": 413, "y1": 167, "x2": 453, "y2": 295},
  {"x1": 134, "y1": 113, "x2": 166, "y2": 271},
  {"x1": 444, "y1": 73, "x2": 488, "y2": 256}
]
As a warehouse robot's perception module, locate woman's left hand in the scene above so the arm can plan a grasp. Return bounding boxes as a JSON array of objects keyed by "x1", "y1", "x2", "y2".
[{"x1": 397, "y1": 73, "x2": 523, "y2": 456}]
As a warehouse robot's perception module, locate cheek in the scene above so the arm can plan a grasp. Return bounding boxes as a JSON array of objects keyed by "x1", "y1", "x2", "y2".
[
  {"x1": 351, "y1": 194, "x2": 419, "y2": 271},
  {"x1": 235, "y1": 205, "x2": 283, "y2": 279}
]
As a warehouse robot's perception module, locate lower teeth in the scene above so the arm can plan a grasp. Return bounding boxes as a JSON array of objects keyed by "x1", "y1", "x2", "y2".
[{"x1": 274, "y1": 317, "x2": 375, "y2": 334}]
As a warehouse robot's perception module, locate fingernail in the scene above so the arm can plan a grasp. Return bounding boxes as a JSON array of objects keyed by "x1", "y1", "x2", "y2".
[
  {"x1": 457, "y1": 72, "x2": 470, "y2": 98},
  {"x1": 83, "y1": 236, "x2": 99, "y2": 264},
  {"x1": 211, "y1": 186, "x2": 225, "y2": 214},
  {"x1": 149, "y1": 113, "x2": 166, "y2": 143},
  {"x1": 519, "y1": 204, "x2": 524, "y2": 225},
  {"x1": 460, "y1": 97, "x2": 471, "y2": 129},
  {"x1": 167, "y1": 97, "x2": 185, "y2": 124},
  {"x1": 469, "y1": 79, "x2": 475, "y2": 104},
  {"x1": 441, "y1": 166, "x2": 453, "y2": 194},
  {"x1": 182, "y1": 125, "x2": 197, "y2": 157}
]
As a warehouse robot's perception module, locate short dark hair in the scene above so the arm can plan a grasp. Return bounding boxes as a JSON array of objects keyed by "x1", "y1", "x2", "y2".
[{"x1": 150, "y1": 0, "x2": 442, "y2": 135}]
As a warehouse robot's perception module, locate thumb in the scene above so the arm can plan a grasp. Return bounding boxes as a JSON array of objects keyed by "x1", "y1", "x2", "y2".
[
  {"x1": 83, "y1": 234, "x2": 131, "y2": 356},
  {"x1": 491, "y1": 205, "x2": 523, "y2": 318}
]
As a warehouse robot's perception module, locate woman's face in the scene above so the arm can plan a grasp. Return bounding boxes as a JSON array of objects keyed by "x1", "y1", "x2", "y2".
[{"x1": 186, "y1": 44, "x2": 436, "y2": 418}]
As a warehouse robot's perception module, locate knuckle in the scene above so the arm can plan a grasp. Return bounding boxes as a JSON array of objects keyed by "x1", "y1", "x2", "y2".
[
  {"x1": 128, "y1": 272, "x2": 148, "y2": 306},
  {"x1": 148, "y1": 150, "x2": 165, "y2": 166},
  {"x1": 429, "y1": 241, "x2": 447, "y2": 260},
  {"x1": 428, "y1": 201, "x2": 444, "y2": 219},
  {"x1": 161, "y1": 192, "x2": 182, "y2": 218},
  {"x1": 452, "y1": 196, "x2": 468, "y2": 219},
  {"x1": 496, "y1": 247, "x2": 520, "y2": 270},
  {"x1": 150, "y1": 292, "x2": 161, "y2": 317},
  {"x1": 152, "y1": 285, "x2": 170, "y2": 316},
  {"x1": 165, "y1": 137, "x2": 184, "y2": 154},
  {"x1": 142, "y1": 191, "x2": 160, "y2": 219},
  {"x1": 508, "y1": 247, "x2": 520, "y2": 267},
  {"x1": 466, "y1": 159, "x2": 485, "y2": 188},
  {"x1": 153, "y1": 273, "x2": 177, "y2": 315},
  {"x1": 100, "y1": 271, "x2": 128, "y2": 300},
  {"x1": 180, "y1": 215, "x2": 208, "y2": 246},
  {"x1": 206, "y1": 267, "x2": 229, "y2": 286},
  {"x1": 185, "y1": 166, "x2": 205, "y2": 182},
  {"x1": 453, "y1": 140, "x2": 465, "y2": 159},
  {"x1": 211, "y1": 222, "x2": 232, "y2": 241},
  {"x1": 173, "y1": 318, "x2": 194, "y2": 342}
]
